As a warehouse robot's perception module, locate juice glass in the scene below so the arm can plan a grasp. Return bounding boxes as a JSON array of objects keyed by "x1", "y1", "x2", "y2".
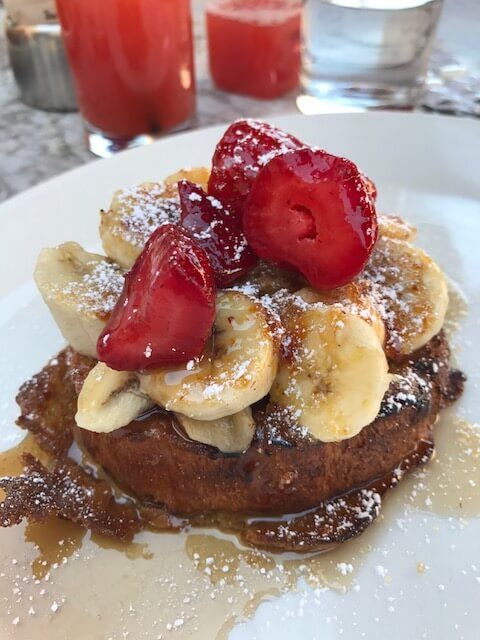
[
  {"x1": 206, "y1": 0, "x2": 302, "y2": 99},
  {"x1": 55, "y1": 0, "x2": 196, "y2": 156}
]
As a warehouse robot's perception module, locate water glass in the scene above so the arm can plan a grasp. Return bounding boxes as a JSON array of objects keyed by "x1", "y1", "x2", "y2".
[{"x1": 301, "y1": 0, "x2": 444, "y2": 109}]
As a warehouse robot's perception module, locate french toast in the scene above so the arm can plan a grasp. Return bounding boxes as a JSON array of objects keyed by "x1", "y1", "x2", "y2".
[{"x1": 2, "y1": 120, "x2": 465, "y2": 552}]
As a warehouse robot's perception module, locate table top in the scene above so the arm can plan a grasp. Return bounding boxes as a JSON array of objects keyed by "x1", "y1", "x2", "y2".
[{"x1": 0, "y1": 0, "x2": 478, "y2": 204}]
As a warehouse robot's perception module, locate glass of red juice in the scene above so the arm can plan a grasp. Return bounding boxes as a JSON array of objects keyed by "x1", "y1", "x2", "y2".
[
  {"x1": 55, "y1": 0, "x2": 196, "y2": 157},
  {"x1": 206, "y1": 0, "x2": 301, "y2": 99}
]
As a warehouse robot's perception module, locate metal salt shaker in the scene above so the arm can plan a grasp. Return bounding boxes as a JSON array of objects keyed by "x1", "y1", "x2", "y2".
[{"x1": 5, "y1": 10, "x2": 77, "y2": 112}]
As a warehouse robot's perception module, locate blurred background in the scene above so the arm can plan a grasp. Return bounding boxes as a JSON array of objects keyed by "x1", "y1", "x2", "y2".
[{"x1": 0, "y1": 0, "x2": 478, "y2": 203}]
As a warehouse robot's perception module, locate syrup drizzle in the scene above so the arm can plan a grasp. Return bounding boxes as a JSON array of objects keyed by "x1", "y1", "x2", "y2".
[
  {"x1": 405, "y1": 412, "x2": 480, "y2": 518},
  {"x1": 1, "y1": 408, "x2": 477, "y2": 638}
]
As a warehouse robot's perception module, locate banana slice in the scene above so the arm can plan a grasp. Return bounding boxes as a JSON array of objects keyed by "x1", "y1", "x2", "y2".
[
  {"x1": 34, "y1": 242, "x2": 124, "y2": 358},
  {"x1": 100, "y1": 167, "x2": 210, "y2": 269},
  {"x1": 378, "y1": 214, "x2": 416, "y2": 241},
  {"x1": 362, "y1": 237, "x2": 448, "y2": 357},
  {"x1": 100, "y1": 181, "x2": 180, "y2": 269},
  {"x1": 164, "y1": 166, "x2": 210, "y2": 191},
  {"x1": 175, "y1": 408, "x2": 255, "y2": 453},
  {"x1": 139, "y1": 291, "x2": 279, "y2": 421},
  {"x1": 295, "y1": 283, "x2": 386, "y2": 345},
  {"x1": 270, "y1": 303, "x2": 391, "y2": 442},
  {"x1": 76, "y1": 362, "x2": 154, "y2": 433}
]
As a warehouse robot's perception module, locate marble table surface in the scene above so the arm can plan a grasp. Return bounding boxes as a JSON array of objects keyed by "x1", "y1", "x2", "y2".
[{"x1": 0, "y1": 0, "x2": 478, "y2": 204}]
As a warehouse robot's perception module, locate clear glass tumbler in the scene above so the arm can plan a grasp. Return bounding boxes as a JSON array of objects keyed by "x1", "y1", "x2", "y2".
[
  {"x1": 301, "y1": 0, "x2": 444, "y2": 109},
  {"x1": 55, "y1": 0, "x2": 196, "y2": 157}
]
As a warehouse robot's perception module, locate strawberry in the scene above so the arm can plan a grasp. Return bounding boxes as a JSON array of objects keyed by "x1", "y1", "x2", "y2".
[
  {"x1": 208, "y1": 119, "x2": 303, "y2": 220},
  {"x1": 243, "y1": 147, "x2": 377, "y2": 290},
  {"x1": 97, "y1": 224, "x2": 216, "y2": 371},
  {"x1": 178, "y1": 180, "x2": 257, "y2": 287}
]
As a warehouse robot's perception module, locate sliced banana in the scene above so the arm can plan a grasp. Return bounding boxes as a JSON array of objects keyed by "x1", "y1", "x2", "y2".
[
  {"x1": 34, "y1": 242, "x2": 124, "y2": 358},
  {"x1": 100, "y1": 167, "x2": 210, "y2": 269},
  {"x1": 378, "y1": 214, "x2": 416, "y2": 242},
  {"x1": 362, "y1": 237, "x2": 448, "y2": 357},
  {"x1": 295, "y1": 283, "x2": 386, "y2": 345},
  {"x1": 175, "y1": 408, "x2": 255, "y2": 453},
  {"x1": 76, "y1": 362, "x2": 154, "y2": 433},
  {"x1": 270, "y1": 303, "x2": 391, "y2": 442},
  {"x1": 164, "y1": 166, "x2": 210, "y2": 191},
  {"x1": 100, "y1": 181, "x2": 180, "y2": 269},
  {"x1": 139, "y1": 291, "x2": 279, "y2": 421}
]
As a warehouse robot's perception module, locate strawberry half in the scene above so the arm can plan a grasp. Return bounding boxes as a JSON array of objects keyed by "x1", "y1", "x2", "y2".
[
  {"x1": 243, "y1": 148, "x2": 378, "y2": 290},
  {"x1": 97, "y1": 224, "x2": 216, "y2": 371},
  {"x1": 208, "y1": 119, "x2": 303, "y2": 220},
  {"x1": 178, "y1": 180, "x2": 257, "y2": 287}
]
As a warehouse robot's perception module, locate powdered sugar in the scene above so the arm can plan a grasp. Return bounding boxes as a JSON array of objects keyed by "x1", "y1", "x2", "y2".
[
  {"x1": 225, "y1": 119, "x2": 301, "y2": 176},
  {"x1": 113, "y1": 183, "x2": 180, "y2": 247},
  {"x1": 206, "y1": 195, "x2": 223, "y2": 209},
  {"x1": 379, "y1": 369, "x2": 431, "y2": 417},
  {"x1": 62, "y1": 260, "x2": 124, "y2": 317},
  {"x1": 262, "y1": 404, "x2": 309, "y2": 445},
  {"x1": 360, "y1": 234, "x2": 436, "y2": 357}
]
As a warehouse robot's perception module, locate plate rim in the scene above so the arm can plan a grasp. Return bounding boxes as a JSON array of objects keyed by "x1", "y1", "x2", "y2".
[{"x1": 1, "y1": 110, "x2": 480, "y2": 639}]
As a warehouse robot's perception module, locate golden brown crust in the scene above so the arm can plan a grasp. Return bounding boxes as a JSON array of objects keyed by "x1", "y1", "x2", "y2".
[
  {"x1": 0, "y1": 452, "x2": 179, "y2": 539},
  {"x1": 69, "y1": 333, "x2": 461, "y2": 516},
  {"x1": 7, "y1": 333, "x2": 464, "y2": 551},
  {"x1": 0, "y1": 454, "x2": 142, "y2": 539},
  {"x1": 15, "y1": 351, "x2": 78, "y2": 458}
]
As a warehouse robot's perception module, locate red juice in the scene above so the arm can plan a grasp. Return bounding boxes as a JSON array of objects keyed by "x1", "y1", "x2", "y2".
[
  {"x1": 56, "y1": 0, "x2": 195, "y2": 141},
  {"x1": 206, "y1": 0, "x2": 301, "y2": 99}
]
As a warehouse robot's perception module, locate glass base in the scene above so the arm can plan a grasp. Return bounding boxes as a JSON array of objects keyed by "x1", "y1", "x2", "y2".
[
  {"x1": 300, "y1": 76, "x2": 421, "y2": 110},
  {"x1": 86, "y1": 130, "x2": 154, "y2": 158},
  {"x1": 85, "y1": 117, "x2": 195, "y2": 158}
]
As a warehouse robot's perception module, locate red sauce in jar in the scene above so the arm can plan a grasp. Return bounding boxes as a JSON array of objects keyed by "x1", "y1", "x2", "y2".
[
  {"x1": 56, "y1": 0, "x2": 196, "y2": 139},
  {"x1": 207, "y1": 0, "x2": 302, "y2": 99}
]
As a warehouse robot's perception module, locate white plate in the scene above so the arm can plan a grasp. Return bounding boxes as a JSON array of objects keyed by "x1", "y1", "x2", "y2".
[{"x1": 0, "y1": 112, "x2": 479, "y2": 640}]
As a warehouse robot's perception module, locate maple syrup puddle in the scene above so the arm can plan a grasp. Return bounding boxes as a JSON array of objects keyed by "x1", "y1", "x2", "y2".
[
  {"x1": 1, "y1": 406, "x2": 478, "y2": 638},
  {"x1": 403, "y1": 412, "x2": 480, "y2": 518},
  {"x1": 25, "y1": 518, "x2": 85, "y2": 581},
  {"x1": 442, "y1": 278, "x2": 469, "y2": 371},
  {"x1": 444, "y1": 278, "x2": 469, "y2": 341}
]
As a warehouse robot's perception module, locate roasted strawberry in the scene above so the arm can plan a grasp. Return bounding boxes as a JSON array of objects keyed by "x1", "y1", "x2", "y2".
[
  {"x1": 178, "y1": 180, "x2": 257, "y2": 287},
  {"x1": 243, "y1": 148, "x2": 378, "y2": 290},
  {"x1": 208, "y1": 119, "x2": 303, "y2": 220},
  {"x1": 97, "y1": 224, "x2": 216, "y2": 371}
]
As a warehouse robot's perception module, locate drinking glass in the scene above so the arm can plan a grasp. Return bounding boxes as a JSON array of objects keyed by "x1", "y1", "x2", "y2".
[
  {"x1": 206, "y1": 0, "x2": 302, "y2": 99},
  {"x1": 301, "y1": 0, "x2": 444, "y2": 109},
  {"x1": 55, "y1": 0, "x2": 196, "y2": 157}
]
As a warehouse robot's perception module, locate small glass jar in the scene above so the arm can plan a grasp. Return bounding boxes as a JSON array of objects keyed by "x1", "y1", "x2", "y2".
[
  {"x1": 55, "y1": 0, "x2": 196, "y2": 157},
  {"x1": 206, "y1": 0, "x2": 302, "y2": 100}
]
